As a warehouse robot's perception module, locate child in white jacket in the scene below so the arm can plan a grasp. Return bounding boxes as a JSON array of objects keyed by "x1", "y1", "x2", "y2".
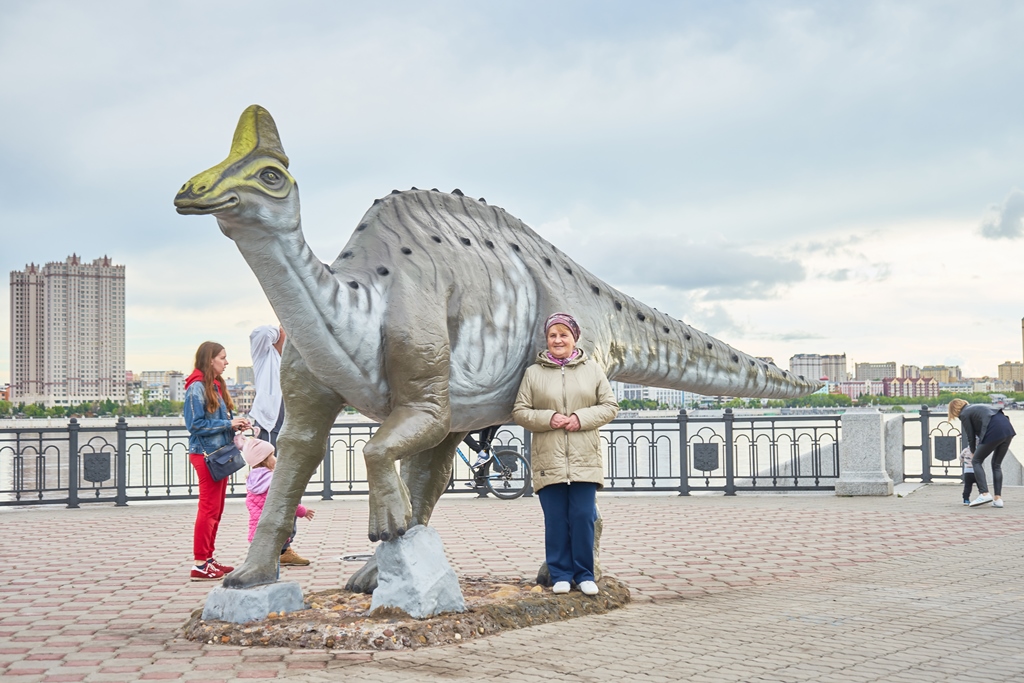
[{"x1": 960, "y1": 447, "x2": 976, "y2": 506}]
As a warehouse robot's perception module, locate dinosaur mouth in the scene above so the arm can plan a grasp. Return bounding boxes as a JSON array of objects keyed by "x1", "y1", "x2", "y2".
[{"x1": 174, "y1": 195, "x2": 239, "y2": 215}]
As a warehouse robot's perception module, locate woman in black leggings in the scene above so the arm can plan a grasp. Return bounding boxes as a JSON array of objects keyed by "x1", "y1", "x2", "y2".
[{"x1": 950, "y1": 399, "x2": 1016, "y2": 508}]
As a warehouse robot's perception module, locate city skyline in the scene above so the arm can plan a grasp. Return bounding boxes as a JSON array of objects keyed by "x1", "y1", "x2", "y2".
[{"x1": 2, "y1": 3, "x2": 1024, "y2": 384}]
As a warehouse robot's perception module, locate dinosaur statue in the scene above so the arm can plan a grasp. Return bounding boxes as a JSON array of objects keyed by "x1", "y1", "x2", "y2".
[{"x1": 174, "y1": 105, "x2": 822, "y2": 590}]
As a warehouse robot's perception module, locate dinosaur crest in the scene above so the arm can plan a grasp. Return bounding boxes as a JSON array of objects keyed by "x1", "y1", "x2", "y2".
[{"x1": 228, "y1": 105, "x2": 289, "y2": 168}]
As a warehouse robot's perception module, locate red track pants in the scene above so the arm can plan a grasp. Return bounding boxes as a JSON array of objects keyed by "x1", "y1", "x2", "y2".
[{"x1": 189, "y1": 452, "x2": 228, "y2": 562}]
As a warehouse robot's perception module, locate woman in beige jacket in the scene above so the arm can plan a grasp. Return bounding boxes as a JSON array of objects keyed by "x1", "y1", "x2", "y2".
[{"x1": 513, "y1": 313, "x2": 619, "y2": 596}]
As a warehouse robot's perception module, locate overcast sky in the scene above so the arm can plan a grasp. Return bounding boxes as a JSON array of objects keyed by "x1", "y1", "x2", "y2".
[{"x1": 2, "y1": 0, "x2": 1024, "y2": 384}]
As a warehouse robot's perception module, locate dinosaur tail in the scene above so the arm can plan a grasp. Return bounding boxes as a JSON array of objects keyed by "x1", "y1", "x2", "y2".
[{"x1": 588, "y1": 297, "x2": 822, "y2": 400}]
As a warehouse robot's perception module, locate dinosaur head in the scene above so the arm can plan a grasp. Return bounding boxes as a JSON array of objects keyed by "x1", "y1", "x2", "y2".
[{"x1": 174, "y1": 105, "x2": 299, "y2": 237}]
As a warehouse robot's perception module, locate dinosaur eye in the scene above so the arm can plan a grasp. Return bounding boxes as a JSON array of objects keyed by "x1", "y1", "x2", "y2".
[{"x1": 259, "y1": 168, "x2": 282, "y2": 186}]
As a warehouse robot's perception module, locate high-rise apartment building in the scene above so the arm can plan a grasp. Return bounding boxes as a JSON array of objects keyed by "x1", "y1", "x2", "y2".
[
  {"x1": 236, "y1": 366, "x2": 255, "y2": 385},
  {"x1": 901, "y1": 365, "x2": 921, "y2": 379},
  {"x1": 998, "y1": 361, "x2": 1024, "y2": 390},
  {"x1": 789, "y1": 353, "x2": 846, "y2": 381},
  {"x1": 854, "y1": 362, "x2": 897, "y2": 381},
  {"x1": 920, "y1": 365, "x2": 962, "y2": 384},
  {"x1": 789, "y1": 354, "x2": 821, "y2": 380},
  {"x1": 10, "y1": 255, "x2": 125, "y2": 406},
  {"x1": 820, "y1": 354, "x2": 847, "y2": 382}
]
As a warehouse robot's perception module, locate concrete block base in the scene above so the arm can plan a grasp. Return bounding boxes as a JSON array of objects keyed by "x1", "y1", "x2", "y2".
[
  {"x1": 202, "y1": 581, "x2": 305, "y2": 624},
  {"x1": 836, "y1": 472, "x2": 894, "y2": 497}
]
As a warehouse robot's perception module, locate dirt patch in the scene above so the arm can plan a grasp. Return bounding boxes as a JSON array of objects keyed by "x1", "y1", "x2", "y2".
[{"x1": 183, "y1": 576, "x2": 631, "y2": 651}]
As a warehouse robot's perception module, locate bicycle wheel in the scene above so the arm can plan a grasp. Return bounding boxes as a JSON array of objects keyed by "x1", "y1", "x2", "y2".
[{"x1": 483, "y1": 449, "x2": 531, "y2": 500}]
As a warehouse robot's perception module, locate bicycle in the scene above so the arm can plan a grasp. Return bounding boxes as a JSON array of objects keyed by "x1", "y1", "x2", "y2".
[{"x1": 454, "y1": 445, "x2": 531, "y2": 500}]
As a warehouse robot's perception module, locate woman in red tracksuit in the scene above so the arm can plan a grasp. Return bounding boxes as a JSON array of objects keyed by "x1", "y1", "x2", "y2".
[{"x1": 183, "y1": 341, "x2": 250, "y2": 581}]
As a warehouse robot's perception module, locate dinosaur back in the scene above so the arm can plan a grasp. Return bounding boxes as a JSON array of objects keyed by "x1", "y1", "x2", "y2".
[{"x1": 334, "y1": 189, "x2": 821, "y2": 404}]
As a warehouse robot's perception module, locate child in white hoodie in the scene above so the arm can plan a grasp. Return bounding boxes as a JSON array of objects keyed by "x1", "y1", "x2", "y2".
[{"x1": 960, "y1": 446, "x2": 977, "y2": 506}]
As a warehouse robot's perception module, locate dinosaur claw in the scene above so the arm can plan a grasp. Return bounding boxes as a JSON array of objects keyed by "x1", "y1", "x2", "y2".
[
  {"x1": 379, "y1": 531, "x2": 390, "y2": 542},
  {"x1": 368, "y1": 532, "x2": 379, "y2": 542}
]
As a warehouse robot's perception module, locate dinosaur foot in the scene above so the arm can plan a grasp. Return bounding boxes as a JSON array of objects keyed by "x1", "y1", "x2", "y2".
[
  {"x1": 367, "y1": 487, "x2": 412, "y2": 542},
  {"x1": 222, "y1": 558, "x2": 279, "y2": 590},
  {"x1": 344, "y1": 554, "x2": 378, "y2": 594}
]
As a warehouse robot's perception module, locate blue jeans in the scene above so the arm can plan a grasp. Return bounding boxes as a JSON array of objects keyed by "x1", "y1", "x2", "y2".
[
  {"x1": 537, "y1": 482, "x2": 598, "y2": 584},
  {"x1": 281, "y1": 518, "x2": 297, "y2": 553}
]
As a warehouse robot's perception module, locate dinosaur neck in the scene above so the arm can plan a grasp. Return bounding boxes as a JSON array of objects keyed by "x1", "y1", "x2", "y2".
[{"x1": 226, "y1": 220, "x2": 386, "y2": 412}]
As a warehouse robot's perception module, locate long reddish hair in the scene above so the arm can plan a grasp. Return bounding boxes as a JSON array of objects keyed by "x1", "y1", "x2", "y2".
[{"x1": 194, "y1": 341, "x2": 235, "y2": 414}]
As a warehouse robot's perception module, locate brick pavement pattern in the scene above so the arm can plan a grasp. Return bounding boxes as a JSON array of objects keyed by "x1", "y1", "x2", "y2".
[{"x1": 1, "y1": 485, "x2": 1023, "y2": 681}]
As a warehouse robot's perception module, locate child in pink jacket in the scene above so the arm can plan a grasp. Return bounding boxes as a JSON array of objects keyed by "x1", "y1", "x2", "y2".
[{"x1": 245, "y1": 449, "x2": 316, "y2": 566}]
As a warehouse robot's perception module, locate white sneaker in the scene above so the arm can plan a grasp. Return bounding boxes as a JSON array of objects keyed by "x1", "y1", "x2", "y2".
[
  {"x1": 579, "y1": 580, "x2": 599, "y2": 596},
  {"x1": 552, "y1": 581, "x2": 570, "y2": 594},
  {"x1": 969, "y1": 493, "x2": 994, "y2": 507},
  {"x1": 993, "y1": 499, "x2": 1004, "y2": 508},
  {"x1": 472, "y1": 451, "x2": 490, "y2": 468}
]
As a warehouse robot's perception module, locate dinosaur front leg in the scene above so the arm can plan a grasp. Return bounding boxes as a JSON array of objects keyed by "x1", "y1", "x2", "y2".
[
  {"x1": 225, "y1": 349, "x2": 343, "y2": 589},
  {"x1": 346, "y1": 430, "x2": 466, "y2": 594},
  {"x1": 364, "y1": 406, "x2": 450, "y2": 541},
  {"x1": 364, "y1": 273, "x2": 452, "y2": 541},
  {"x1": 402, "y1": 431, "x2": 467, "y2": 526}
]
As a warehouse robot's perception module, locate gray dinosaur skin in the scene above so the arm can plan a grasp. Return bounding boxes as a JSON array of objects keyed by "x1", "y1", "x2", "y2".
[{"x1": 174, "y1": 105, "x2": 821, "y2": 590}]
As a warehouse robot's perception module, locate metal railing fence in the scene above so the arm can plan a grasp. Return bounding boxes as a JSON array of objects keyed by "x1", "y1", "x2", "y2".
[
  {"x1": 0, "y1": 409, "x2": 843, "y2": 507},
  {"x1": 902, "y1": 405, "x2": 965, "y2": 483}
]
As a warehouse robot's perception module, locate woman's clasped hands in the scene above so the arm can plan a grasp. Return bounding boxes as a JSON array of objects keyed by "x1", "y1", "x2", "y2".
[{"x1": 549, "y1": 412, "x2": 581, "y2": 432}]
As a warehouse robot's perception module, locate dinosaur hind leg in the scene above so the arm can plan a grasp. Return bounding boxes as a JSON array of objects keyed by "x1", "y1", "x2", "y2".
[
  {"x1": 346, "y1": 431, "x2": 466, "y2": 594},
  {"x1": 224, "y1": 348, "x2": 343, "y2": 589}
]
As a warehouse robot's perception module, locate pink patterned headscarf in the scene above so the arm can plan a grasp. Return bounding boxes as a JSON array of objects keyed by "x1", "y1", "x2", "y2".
[{"x1": 544, "y1": 312, "x2": 580, "y2": 341}]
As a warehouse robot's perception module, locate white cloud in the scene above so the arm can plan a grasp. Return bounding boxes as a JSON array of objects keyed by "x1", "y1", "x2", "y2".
[{"x1": 980, "y1": 189, "x2": 1024, "y2": 239}]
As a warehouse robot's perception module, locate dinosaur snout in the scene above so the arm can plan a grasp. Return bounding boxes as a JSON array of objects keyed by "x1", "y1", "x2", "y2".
[{"x1": 174, "y1": 178, "x2": 239, "y2": 215}]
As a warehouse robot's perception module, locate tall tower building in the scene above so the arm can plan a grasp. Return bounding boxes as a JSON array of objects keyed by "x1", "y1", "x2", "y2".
[
  {"x1": 9, "y1": 263, "x2": 46, "y2": 402},
  {"x1": 9, "y1": 255, "x2": 126, "y2": 406}
]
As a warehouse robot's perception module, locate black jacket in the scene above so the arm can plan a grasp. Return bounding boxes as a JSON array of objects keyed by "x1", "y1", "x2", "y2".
[{"x1": 960, "y1": 404, "x2": 1004, "y2": 449}]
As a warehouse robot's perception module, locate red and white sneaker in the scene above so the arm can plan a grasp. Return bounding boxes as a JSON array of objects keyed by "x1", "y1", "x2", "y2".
[
  {"x1": 190, "y1": 562, "x2": 224, "y2": 582},
  {"x1": 207, "y1": 558, "x2": 234, "y2": 574}
]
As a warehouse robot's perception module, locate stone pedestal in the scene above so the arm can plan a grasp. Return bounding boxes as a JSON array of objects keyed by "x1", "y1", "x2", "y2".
[
  {"x1": 202, "y1": 581, "x2": 305, "y2": 624},
  {"x1": 370, "y1": 525, "x2": 465, "y2": 619},
  {"x1": 836, "y1": 410, "x2": 894, "y2": 496},
  {"x1": 884, "y1": 414, "x2": 905, "y2": 485}
]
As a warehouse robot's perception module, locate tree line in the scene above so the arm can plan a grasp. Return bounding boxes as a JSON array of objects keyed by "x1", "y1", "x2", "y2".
[
  {"x1": 0, "y1": 398, "x2": 185, "y2": 418},
  {"x1": 621, "y1": 391, "x2": 1024, "y2": 412}
]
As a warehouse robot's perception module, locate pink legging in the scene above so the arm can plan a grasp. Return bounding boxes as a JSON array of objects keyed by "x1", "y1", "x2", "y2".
[{"x1": 190, "y1": 452, "x2": 228, "y2": 562}]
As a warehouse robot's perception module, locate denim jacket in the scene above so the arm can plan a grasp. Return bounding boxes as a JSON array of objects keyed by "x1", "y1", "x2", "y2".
[{"x1": 183, "y1": 381, "x2": 234, "y2": 455}]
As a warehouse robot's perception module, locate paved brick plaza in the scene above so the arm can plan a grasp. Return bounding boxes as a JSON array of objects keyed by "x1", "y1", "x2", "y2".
[{"x1": 2, "y1": 485, "x2": 1023, "y2": 681}]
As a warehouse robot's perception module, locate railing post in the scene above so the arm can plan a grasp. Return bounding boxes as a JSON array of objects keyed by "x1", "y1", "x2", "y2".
[
  {"x1": 321, "y1": 440, "x2": 334, "y2": 501},
  {"x1": 677, "y1": 409, "x2": 690, "y2": 496},
  {"x1": 920, "y1": 405, "x2": 932, "y2": 484},
  {"x1": 724, "y1": 408, "x2": 736, "y2": 495},
  {"x1": 115, "y1": 417, "x2": 128, "y2": 506},
  {"x1": 67, "y1": 418, "x2": 80, "y2": 509}
]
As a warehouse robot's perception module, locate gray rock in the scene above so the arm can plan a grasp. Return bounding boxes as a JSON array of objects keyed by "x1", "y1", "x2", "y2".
[
  {"x1": 202, "y1": 581, "x2": 305, "y2": 624},
  {"x1": 370, "y1": 525, "x2": 465, "y2": 619}
]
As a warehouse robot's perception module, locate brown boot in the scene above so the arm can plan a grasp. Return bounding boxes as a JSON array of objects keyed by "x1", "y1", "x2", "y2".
[{"x1": 279, "y1": 548, "x2": 310, "y2": 566}]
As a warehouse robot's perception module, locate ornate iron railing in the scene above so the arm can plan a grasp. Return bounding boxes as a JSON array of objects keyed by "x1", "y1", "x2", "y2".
[
  {"x1": 902, "y1": 405, "x2": 964, "y2": 483},
  {"x1": 0, "y1": 409, "x2": 842, "y2": 507}
]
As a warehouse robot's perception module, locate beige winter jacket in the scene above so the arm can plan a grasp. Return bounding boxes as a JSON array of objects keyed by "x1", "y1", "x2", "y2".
[{"x1": 512, "y1": 349, "x2": 619, "y2": 493}]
